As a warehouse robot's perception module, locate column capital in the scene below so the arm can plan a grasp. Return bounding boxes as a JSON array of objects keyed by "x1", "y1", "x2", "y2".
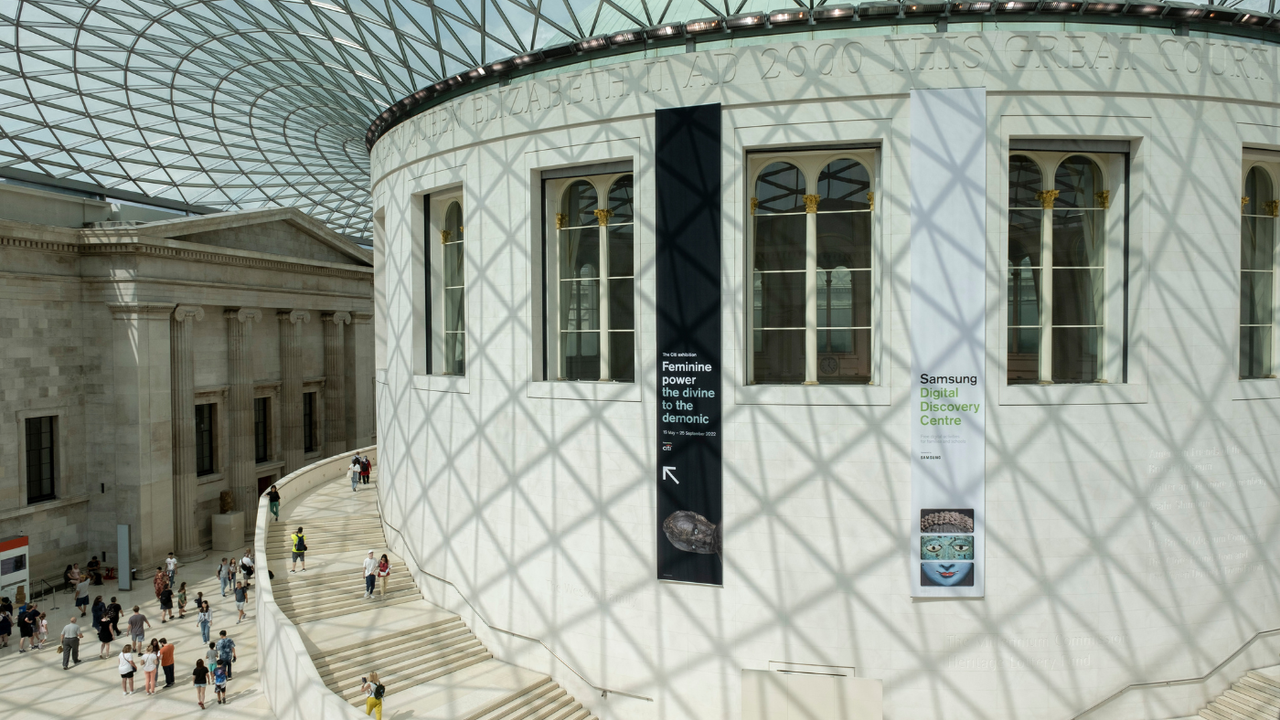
[
  {"x1": 225, "y1": 307, "x2": 263, "y2": 324},
  {"x1": 350, "y1": 311, "x2": 374, "y2": 324},
  {"x1": 173, "y1": 305, "x2": 205, "y2": 322},
  {"x1": 107, "y1": 302, "x2": 176, "y2": 320},
  {"x1": 277, "y1": 309, "x2": 311, "y2": 325},
  {"x1": 322, "y1": 311, "x2": 352, "y2": 325}
]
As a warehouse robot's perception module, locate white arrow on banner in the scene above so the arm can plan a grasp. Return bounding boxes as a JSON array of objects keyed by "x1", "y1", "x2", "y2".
[{"x1": 662, "y1": 466, "x2": 679, "y2": 484}]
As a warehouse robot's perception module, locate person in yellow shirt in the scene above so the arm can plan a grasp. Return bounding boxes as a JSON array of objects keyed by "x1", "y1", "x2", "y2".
[
  {"x1": 361, "y1": 671, "x2": 384, "y2": 720},
  {"x1": 289, "y1": 527, "x2": 306, "y2": 573}
]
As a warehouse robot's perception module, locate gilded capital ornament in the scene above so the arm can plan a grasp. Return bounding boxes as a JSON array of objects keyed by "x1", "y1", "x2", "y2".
[
  {"x1": 440, "y1": 229, "x2": 451, "y2": 244},
  {"x1": 750, "y1": 197, "x2": 759, "y2": 215},
  {"x1": 1035, "y1": 189, "x2": 1059, "y2": 209},
  {"x1": 803, "y1": 194, "x2": 820, "y2": 213},
  {"x1": 1266, "y1": 200, "x2": 1280, "y2": 218},
  {"x1": 555, "y1": 213, "x2": 567, "y2": 230},
  {"x1": 1243, "y1": 196, "x2": 1251, "y2": 211},
  {"x1": 1094, "y1": 190, "x2": 1110, "y2": 209},
  {"x1": 867, "y1": 191, "x2": 875, "y2": 211},
  {"x1": 594, "y1": 208, "x2": 613, "y2": 226}
]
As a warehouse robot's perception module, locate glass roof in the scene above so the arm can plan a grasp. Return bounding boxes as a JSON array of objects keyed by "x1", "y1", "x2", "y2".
[{"x1": 0, "y1": 0, "x2": 1268, "y2": 240}]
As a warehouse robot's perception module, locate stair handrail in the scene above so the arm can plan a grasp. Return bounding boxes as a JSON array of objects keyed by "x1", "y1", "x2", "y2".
[
  {"x1": 1071, "y1": 626, "x2": 1280, "y2": 719},
  {"x1": 35, "y1": 578, "x2": 59, "y2": 610},
  {"x1": 376, "y1": 491, "x2": 652, "y2": 703}
]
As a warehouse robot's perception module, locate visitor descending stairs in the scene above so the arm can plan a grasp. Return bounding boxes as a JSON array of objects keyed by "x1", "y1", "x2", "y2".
[
  {"x1": 1198, "y1": 668, "x2": 1280, "y2": 720},
  {"x1": 266, "y1": 461, "x2": 598, "y2": 720}
]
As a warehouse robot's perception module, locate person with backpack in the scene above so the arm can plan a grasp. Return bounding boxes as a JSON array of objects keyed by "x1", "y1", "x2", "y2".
[
  {"x1": 361, "y1": 671, "x2": 385, "y2": 719},
  {"x1": 213, "y1": 659, "x2": 229, "y2": 704},
  {"x1": 349, "y1": 457, "x2": 361, "y2": 492},
  {"x1": 106, "y1": 597, "x2": 123, "y2": 636},
  {"x1": 239, "y1": 551, "x2": 255, "y2": 588},
  {"x1": 360, "y1": 455, "x2": 371, "y2": 484},
  {"x1": 290, "y1": 527, "x2": 307, "y2": 572}
]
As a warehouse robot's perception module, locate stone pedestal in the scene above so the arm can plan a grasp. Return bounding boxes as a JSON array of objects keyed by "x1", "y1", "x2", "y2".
[{"x1": 211, "y1": 511, "x2": 245, "y2": 552}]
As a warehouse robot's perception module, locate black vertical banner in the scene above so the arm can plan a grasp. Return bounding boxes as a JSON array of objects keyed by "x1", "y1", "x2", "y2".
[{"x1": 655, "y1": 104, "x2": 722, "y2": 585}]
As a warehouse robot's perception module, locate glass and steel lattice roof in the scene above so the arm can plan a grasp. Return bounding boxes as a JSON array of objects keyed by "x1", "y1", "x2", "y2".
[{"x1": 0, "y1": 0, "x2": 1271, "y2": 240}]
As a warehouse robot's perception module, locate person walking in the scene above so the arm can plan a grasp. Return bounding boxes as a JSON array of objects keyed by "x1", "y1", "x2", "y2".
[
  {"x1": 165, "y1": 552, "x2": 178, "y2": 585},
  {"x1": 362, "y1": 550, "x2": 377, "y2": 600},
  {"x1": 193, "y1": 658, "x2": 210, "y2": 709},
  {"x1": 205, "y1": 641, "x2": 217, "y2": 671},
  {"x1": 159, "y1": 583, "x2": 174, "y2": 623},
  {"x1": 361, "y1": 671, "x2": 385, "y2": 720},
  {"x1": 349, "y1": 457, "x2": 361, "y2": 491},
  {"x1": 59, "y1": 615, "x2": 83, "y2": 669},
  {"x1": 74, "y1": 577, "x2": 90, "y2": 617},
  {"x1": 377, "y1": 554, "x2": 391, "y2": 598},
  {"x1": 37, "y1": 612, "x2": 48, "y2": 649},
  {"x1": 360, "y1": 455, "x2": 371, "y2": 485},
  {"x1": 196, "y1": 601, "x2": 212, "y2": 644},
  {"x1": 239, "y1": 551, "x2": 255, "y2": 588},
  {"x1": 159, "y1": 637, "x2": 176, "y2": 688},
  {"x1": 17, "y1": 602, "x2": 37, "y2": 653},
  {"x1": 128, "y1": 606, "x2": 151, "y2": 647},
  {"x1": 96, "y1": 611, "x2": 115, "y2": 658},
  {"x1": 215, "y1": 630, "x2": 236, "y2": 679},
  {"x1": 141, "y1": 639, "x2": 159, "y2": 694},
  {"x1": 118, "y1": 643, "x2": 137, "y2": 695},
  {"x1": 153, "y1": 567, "x2": 168, "y2": 602},
  {"x1": 107, "y1": 596, "x2": 123, "y2": 636},
  {"x1": 217, "y1": 558, "x2": 231, "y2": 597},
  {"x1": 213, "y1": 659, "x2": 229, "y2": 704},
  {"x1": 0, "y1": 606, "x2": 12, "y2": 649},
  {"x1": 290, "y1": 527, "x2": 307, "y2": 572},
  {"x1": 233, "y1": 581, "x2": 249, "y2": 624},
  {"x1": 177, "y1": 582, "x2": 188, "y2": 618},
  {"x1": 91, "y1": 595, "x2": 105, "y2": 632},
  {"x1": 267, "y1": 484, "x2": 281, "y2": 522}
]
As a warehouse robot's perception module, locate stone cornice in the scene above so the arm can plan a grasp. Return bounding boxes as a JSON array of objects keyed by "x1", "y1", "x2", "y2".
[
  {"x1": 107, "y1": 302, "x2": 178, "y2": 320},
  {"x1": 0, "y1": 233, "x2": 372, "y2": 281}
]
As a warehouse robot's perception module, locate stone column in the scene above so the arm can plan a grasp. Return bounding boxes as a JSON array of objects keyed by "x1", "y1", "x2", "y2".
[
  {"x1": 108, "y1": 303, "x2": 177, "y2": 571},
  {"x1": 171, "y1": 304, "x2": 206, "y2": 562},
  {"x1": 225, "y1": 308, "x2": 261, "y2": 536},
  {"x1": 349, "y1": 312, "x2": 375, "y2": 448},
  {"x1": 278, "y1": 310, "x2": 310, "y2": 474},
  {"x1": 322, "y1": 312, "x2": 351, "y2": 456}
]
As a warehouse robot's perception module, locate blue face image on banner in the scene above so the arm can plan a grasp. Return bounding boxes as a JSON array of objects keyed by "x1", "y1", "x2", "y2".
[
  {"x1": 921, "y1": 562, "x2": 975, "y2": 587},
  {"x1": 921, "y1": 535, "x2": 975, "y2": 561}
]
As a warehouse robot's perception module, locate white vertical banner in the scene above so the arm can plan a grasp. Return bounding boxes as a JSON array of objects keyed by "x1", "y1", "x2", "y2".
[{"x1": 909, "y1": 88, "x2": 987, "y2": 598}]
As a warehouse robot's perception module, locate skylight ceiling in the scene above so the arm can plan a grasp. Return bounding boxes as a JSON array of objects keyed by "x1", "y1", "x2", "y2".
[{"x1": 0, "y1": 0, "x2": 1269, "y2": 240}]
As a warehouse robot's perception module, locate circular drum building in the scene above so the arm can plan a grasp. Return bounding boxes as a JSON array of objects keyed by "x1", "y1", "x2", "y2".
[{"x1": 368, "y1": 5, "x2": 1280, "y2": 719}]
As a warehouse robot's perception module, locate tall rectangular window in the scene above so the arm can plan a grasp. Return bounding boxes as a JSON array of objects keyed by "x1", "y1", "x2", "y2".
[
  {"x1": 1007, "y1": 152, "x2": 1112, "y2": 384},
  {"x1": 195, "y1": 403, "x2": 215, "y2": 476},
  {"x1": 748, "y1": 152, "x2": 874, "y2": 385},
  {"x1": 548, "y1": 172, "x2": 635, "y2": 382},
  {"x1": 1241, "y1": 165, "x2": 1276, "y2": 379},
  {"x1": 25, "y1": 416, "x2": 56, "y2": 504},
  {"x1": 442, "y1": 200, "x2": 466, "y2": 375},
  {"x1": 254, "y1": 397, "x2": 271, "y2": 463},
  {"x1": 303, "y1": 392, "x2": 317, "y2": 453}
]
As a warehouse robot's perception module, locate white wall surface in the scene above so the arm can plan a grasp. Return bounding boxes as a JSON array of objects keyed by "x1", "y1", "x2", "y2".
[{"x1": 372, "y1": 30, "x2": 1280, "y2": 720}]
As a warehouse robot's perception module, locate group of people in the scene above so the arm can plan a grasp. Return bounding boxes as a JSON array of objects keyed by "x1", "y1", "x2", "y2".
[
  {"x1": 349, "y1": 454, "x2": 372, "y2": 491},
  {"x1": 215, "y1": 554, "x2": 254, "y2": 624}
]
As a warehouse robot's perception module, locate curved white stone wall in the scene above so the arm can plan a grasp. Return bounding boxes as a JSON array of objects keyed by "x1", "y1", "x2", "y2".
[{"x1": 371, "y1": 30, "x2": 1280, "y2": 720}]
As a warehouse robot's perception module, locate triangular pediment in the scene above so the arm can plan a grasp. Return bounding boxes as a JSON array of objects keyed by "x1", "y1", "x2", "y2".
[{"x1": 135, "y1": 207, "x2": 371, "y2": 266}]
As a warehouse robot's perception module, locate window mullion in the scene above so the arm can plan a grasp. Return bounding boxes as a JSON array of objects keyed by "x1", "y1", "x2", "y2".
[
  {"x1": 1039, "y1": 206, "x2": 1054, "y2": 384},
  {"x1": 804, "y1": 199, "x2": 818, "y2": 385},
  {"x1": 599, "y1": 221, "x2": 611, "y2": 381}
]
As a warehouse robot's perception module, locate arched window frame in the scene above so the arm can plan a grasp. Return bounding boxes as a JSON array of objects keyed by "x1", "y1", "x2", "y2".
[
  {"x1": 427, "y1": 189, "x2": 465, "y2": 376},
  {"x1": 1240, "y1": 162, "x2": 1280, "y2": 380},
  {"x1": 1006, "y1": 151, "x2": 1115, "y2": 385},
  {"x1": 545, "y1": 171, "x2": 636, "y2": 382},
  {"x1": 746, "y1": 149, "x2": 880, "y2": 386}
]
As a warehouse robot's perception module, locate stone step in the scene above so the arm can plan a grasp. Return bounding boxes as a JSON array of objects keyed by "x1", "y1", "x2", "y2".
[
  {"x1": 287, "y1": 592, "x2": 419, "y2": 624},
  {"x1": 1202, "y1": 707, "x2": 1235, "y2": 720},
  {"x1": 309, "y1": 616, "x2": 462, "y2": 662},
  {"x1": 276, "y1": 576, "x2": 415, "y2": 604},
  {"x1": 274, "y1": 570, "x2": 414, "y2": 594},
  {"x1": 276, "y1": 585, "x2": 420, "y2": 613},
  {"x1": 1211, "y1": 698, "x2": 1273, "y2": 720},
  {"x1": 462, "y1": 678, "x2": 553, "y2": 720},
  {"x1": 267, "y1": 545, "x2": 390, "y2": 560},
  {"x1": 547, "y1": 707, "x2": 591, "y2": 720},
  {"x1": 1240, "y1": 677, "x2": 1280, "y2": 703},
  {"x1": 324, "y1": 634, "x2": 484, "y2": 689},
  {"x1": 1231, "y1": 683, "x2": 1280, "y2": 711},
  {"x1": 337, "y1": 647, "x2": 493, "y2": 702},
  {"x1": 317, "y1": 625, "x2": 475, "y2": 681},
  {"x1": 269, "y1": 518, "x2": 382, "y2": 532},
  {"x1": 491, "y1": 687, "x2": 570, "y2": 720},
  {"x1": 266, "y1": 530, "x2": 388, "y2": 546},
  {"x1": 1250, "y1": 672, "x2": 1280, "y2": 691},
  {"x1": 1225, "y1": 688, "x2": 1280, "y2": 714}
]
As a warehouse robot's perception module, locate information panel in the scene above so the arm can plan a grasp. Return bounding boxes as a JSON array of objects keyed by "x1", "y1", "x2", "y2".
[
  {"x1": 654, "y1": 103, "x2": 723, "y2": 586},
  {"x1": 909, "y1": 88, "x2": 987, "y2": 598}
]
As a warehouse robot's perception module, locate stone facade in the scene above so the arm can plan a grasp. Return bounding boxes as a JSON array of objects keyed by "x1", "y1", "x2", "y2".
[{"x1": 0, "y1": 187, "x2": 374, "y2": 588}]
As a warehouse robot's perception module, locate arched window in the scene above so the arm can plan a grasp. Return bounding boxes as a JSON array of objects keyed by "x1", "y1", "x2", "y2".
[
  {"x1": 1242, "y1": 166, "x2": 1276, "y2": 379},
  {"x1": 442, "y1": 200, "x2": 465, "y2": 375},
  {"x1": 554, "y1": 174, "x2": 635, "y2": 382},
  {"x1": 749, "y1": 153, "x2": 876, "y2": 385},
  {"x1": 1006, "y1": 153, "x2": 1108, "y2": 384}
]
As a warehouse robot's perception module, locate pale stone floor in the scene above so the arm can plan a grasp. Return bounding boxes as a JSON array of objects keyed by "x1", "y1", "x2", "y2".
[{"x1": 0, "y1": 539, "x2": 274, "y2": 719}]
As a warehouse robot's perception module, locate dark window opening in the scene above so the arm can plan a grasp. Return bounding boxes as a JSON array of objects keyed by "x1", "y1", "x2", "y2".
[
  {"x1": 195, "y1": 404, "x2": 215, "y2": 476},
  {"x1": 25, "y1": 416, "x2": 56, "y2": 504},
  {"x1": 254, "y1": 397, "x2": 271, "y2": 463},
  {"x1": 303, "y1": 392, "x2": 317, "y2": 453}
]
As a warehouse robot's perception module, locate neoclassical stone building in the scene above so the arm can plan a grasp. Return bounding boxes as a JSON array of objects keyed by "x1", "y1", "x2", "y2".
[{"x1": 0, "y1": 182, "x2": 373, "y2": 589}]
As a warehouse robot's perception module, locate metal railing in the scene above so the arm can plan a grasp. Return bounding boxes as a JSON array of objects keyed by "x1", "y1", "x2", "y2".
[
  {"x1": 376, "y1": 491, "x2": 651, "y2": 703},
  {"x1": 1072, "y1": 627, "x2": 1280, "y2": 719},
  {"x1": 34, "y1": 578, "x2": 59, "y2": 610}
]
